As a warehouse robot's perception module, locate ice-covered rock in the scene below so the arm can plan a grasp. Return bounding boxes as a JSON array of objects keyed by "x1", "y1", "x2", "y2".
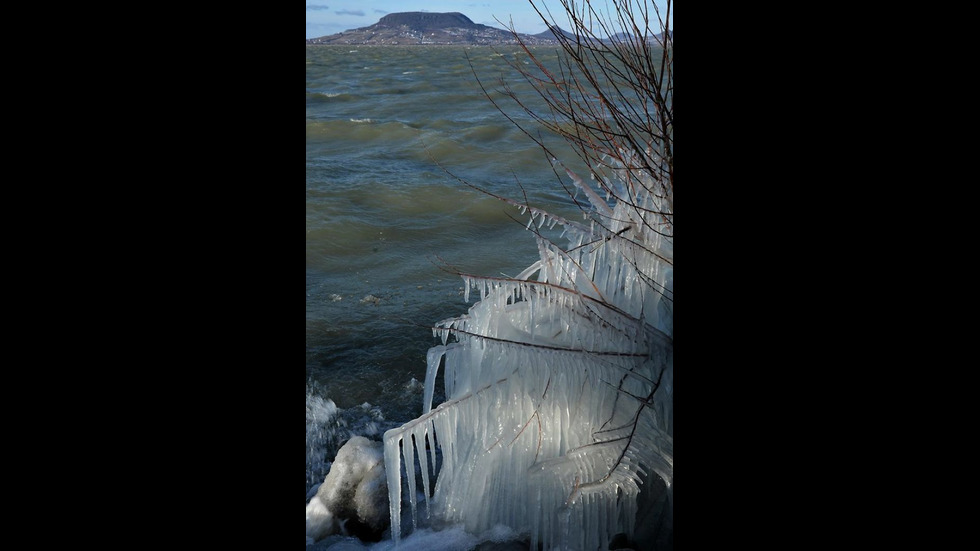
[
  {"x1": 306, "y1": 495, "x2": 337, "y2": 542},
  {"x1": 306, "y1": 436, "x2": 391, "y2": 543}
]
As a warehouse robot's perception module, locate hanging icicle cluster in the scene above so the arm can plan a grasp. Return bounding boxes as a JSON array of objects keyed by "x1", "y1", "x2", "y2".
[{"x1": 384, "y1": 149, "x2": 672, "y2": 549}]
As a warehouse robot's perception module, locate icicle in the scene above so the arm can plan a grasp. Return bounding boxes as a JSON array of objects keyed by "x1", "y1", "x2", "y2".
[
  {"x1": 560, "y1": 163, "x2": 614, "y2": 218},
  {"x1": 415, "y1": 423, "x2": 432, "y2": 519},
  {"x1": 444, "y1": 344, "x2": 457, "y2": 399},
  {"x1": 515, "y1": 260, "x2": 541, "y2": 281},
  {"x1": 423, "y1": 345, "x2": 446, "y2": 415},
  {"x1": 584, "y1": 493, "x2": 594, "y2": 551},
  {"x1": 599, "y1": 491, "x2": 610, "y2": 547},
  {"x1": 383, "y1": 433, "x2": 403, "y2": 544},
  {"x1": 425, "y1": 420, "x2": 437, "y2": 488},
  {"x1": 528, "y1": 289, "x2": 535, "y2": 343},
  {"x1": 403, "y1": 432, "x2": 418, "y2": 530},
  {"x1": 542, "y1": 485, "x2": 552, "y2": 551},
  {"x1": 530, "y1": 487, "x2": 540, "y2": 551},
  {"x1": 537, "y1": 239, "x2": 557, "y2": 285}
]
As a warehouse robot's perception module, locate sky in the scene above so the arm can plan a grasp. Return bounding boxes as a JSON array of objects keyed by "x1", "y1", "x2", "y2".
[{"x1": 306, "y1": 1, "x2": 672, "y2": 40}]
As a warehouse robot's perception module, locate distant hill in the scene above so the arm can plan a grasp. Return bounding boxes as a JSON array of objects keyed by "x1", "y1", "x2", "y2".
[
  {"x1": 533, "y1": 27, "x2": 672, "y2": 44},
  {"x1": 533, "y1": 25, "x2": 577, "y2": 41},
  {"x1": 307, "y1": 11, "x2": 560, "y2": 45},
  {"x1": 607, "y1": 30, "x2": 673, "y2": 43},
  {"x1": 533, "y1": 25, "x2": 674, "y2": 42}
]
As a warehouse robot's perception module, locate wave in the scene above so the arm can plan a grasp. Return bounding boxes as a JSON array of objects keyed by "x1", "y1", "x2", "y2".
[
  {"x1": 305, "y1": 119, "x2": 428, "y2": 148},
  {"x1": 461, "y1": 123, "x2": 513, "y2": 143},
  {"x1": 306, "y1": 91, "x2": 361, "y2": 103}
]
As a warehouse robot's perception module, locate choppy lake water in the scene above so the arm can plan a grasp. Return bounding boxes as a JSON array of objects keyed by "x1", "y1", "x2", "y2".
[{"x1": 306, "y1": 45, "x2": 594, "y2": 487}]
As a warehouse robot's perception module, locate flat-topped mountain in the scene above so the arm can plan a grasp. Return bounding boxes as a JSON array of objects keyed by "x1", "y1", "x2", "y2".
[
  {"x1": 377, "y1": 12, "x2": 480, "y2": 31},
  {"x1": 307, "y1": 11, "x2": 561, "y2": 45}
]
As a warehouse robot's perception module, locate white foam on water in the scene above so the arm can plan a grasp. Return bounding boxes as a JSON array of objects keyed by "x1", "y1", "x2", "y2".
[{"x1": 369, "y1": 525, "x2": 478, "y2": 551}]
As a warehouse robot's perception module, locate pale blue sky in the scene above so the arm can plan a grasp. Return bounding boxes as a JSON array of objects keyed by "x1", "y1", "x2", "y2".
[{"x1": 306, "y1": 1, "x2": 672, "y2": 39}]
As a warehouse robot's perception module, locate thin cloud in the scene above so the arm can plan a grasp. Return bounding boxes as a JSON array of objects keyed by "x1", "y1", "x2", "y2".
[
  {"x1": 335, "y1": 9, "x2": 364, "y2": 16},
  {"x1": 373, "y1": 9, "x2": 387, "y2": 14},
  {"x1": 306, "y1": 4, "x2": 330, "y2": 10}
]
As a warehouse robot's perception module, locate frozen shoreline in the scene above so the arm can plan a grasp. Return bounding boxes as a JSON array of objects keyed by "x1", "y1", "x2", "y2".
[
  {"x1": 307, "y1": 524, "x2": 528, "y2": 551},
  {"x1": 307, "y1": 396, "x2": 531, "y2": 550}
]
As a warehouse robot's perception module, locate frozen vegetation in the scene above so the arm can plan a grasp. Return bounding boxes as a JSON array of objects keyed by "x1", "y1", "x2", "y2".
[{"x1": 384, "y1": 149, "x2": 673, "y2": 549}]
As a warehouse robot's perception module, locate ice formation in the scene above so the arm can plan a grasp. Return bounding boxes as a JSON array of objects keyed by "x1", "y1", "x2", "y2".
[
  {"x1": 384, "y1": 150, "x2": 673, "y2": 549},
  {"x1": 307, "y1": 436, "x2": 391, "y2": 542}
]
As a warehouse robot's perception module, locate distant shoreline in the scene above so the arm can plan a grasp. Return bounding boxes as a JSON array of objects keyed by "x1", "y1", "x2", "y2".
[{"x1": 307, "y1": 11, "x2": 668, "y2": 50}]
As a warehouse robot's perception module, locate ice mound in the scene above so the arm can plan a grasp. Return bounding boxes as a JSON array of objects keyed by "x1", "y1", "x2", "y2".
[{"x1": 306, "y1": 436, "x2": 390, "y2": 543}]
